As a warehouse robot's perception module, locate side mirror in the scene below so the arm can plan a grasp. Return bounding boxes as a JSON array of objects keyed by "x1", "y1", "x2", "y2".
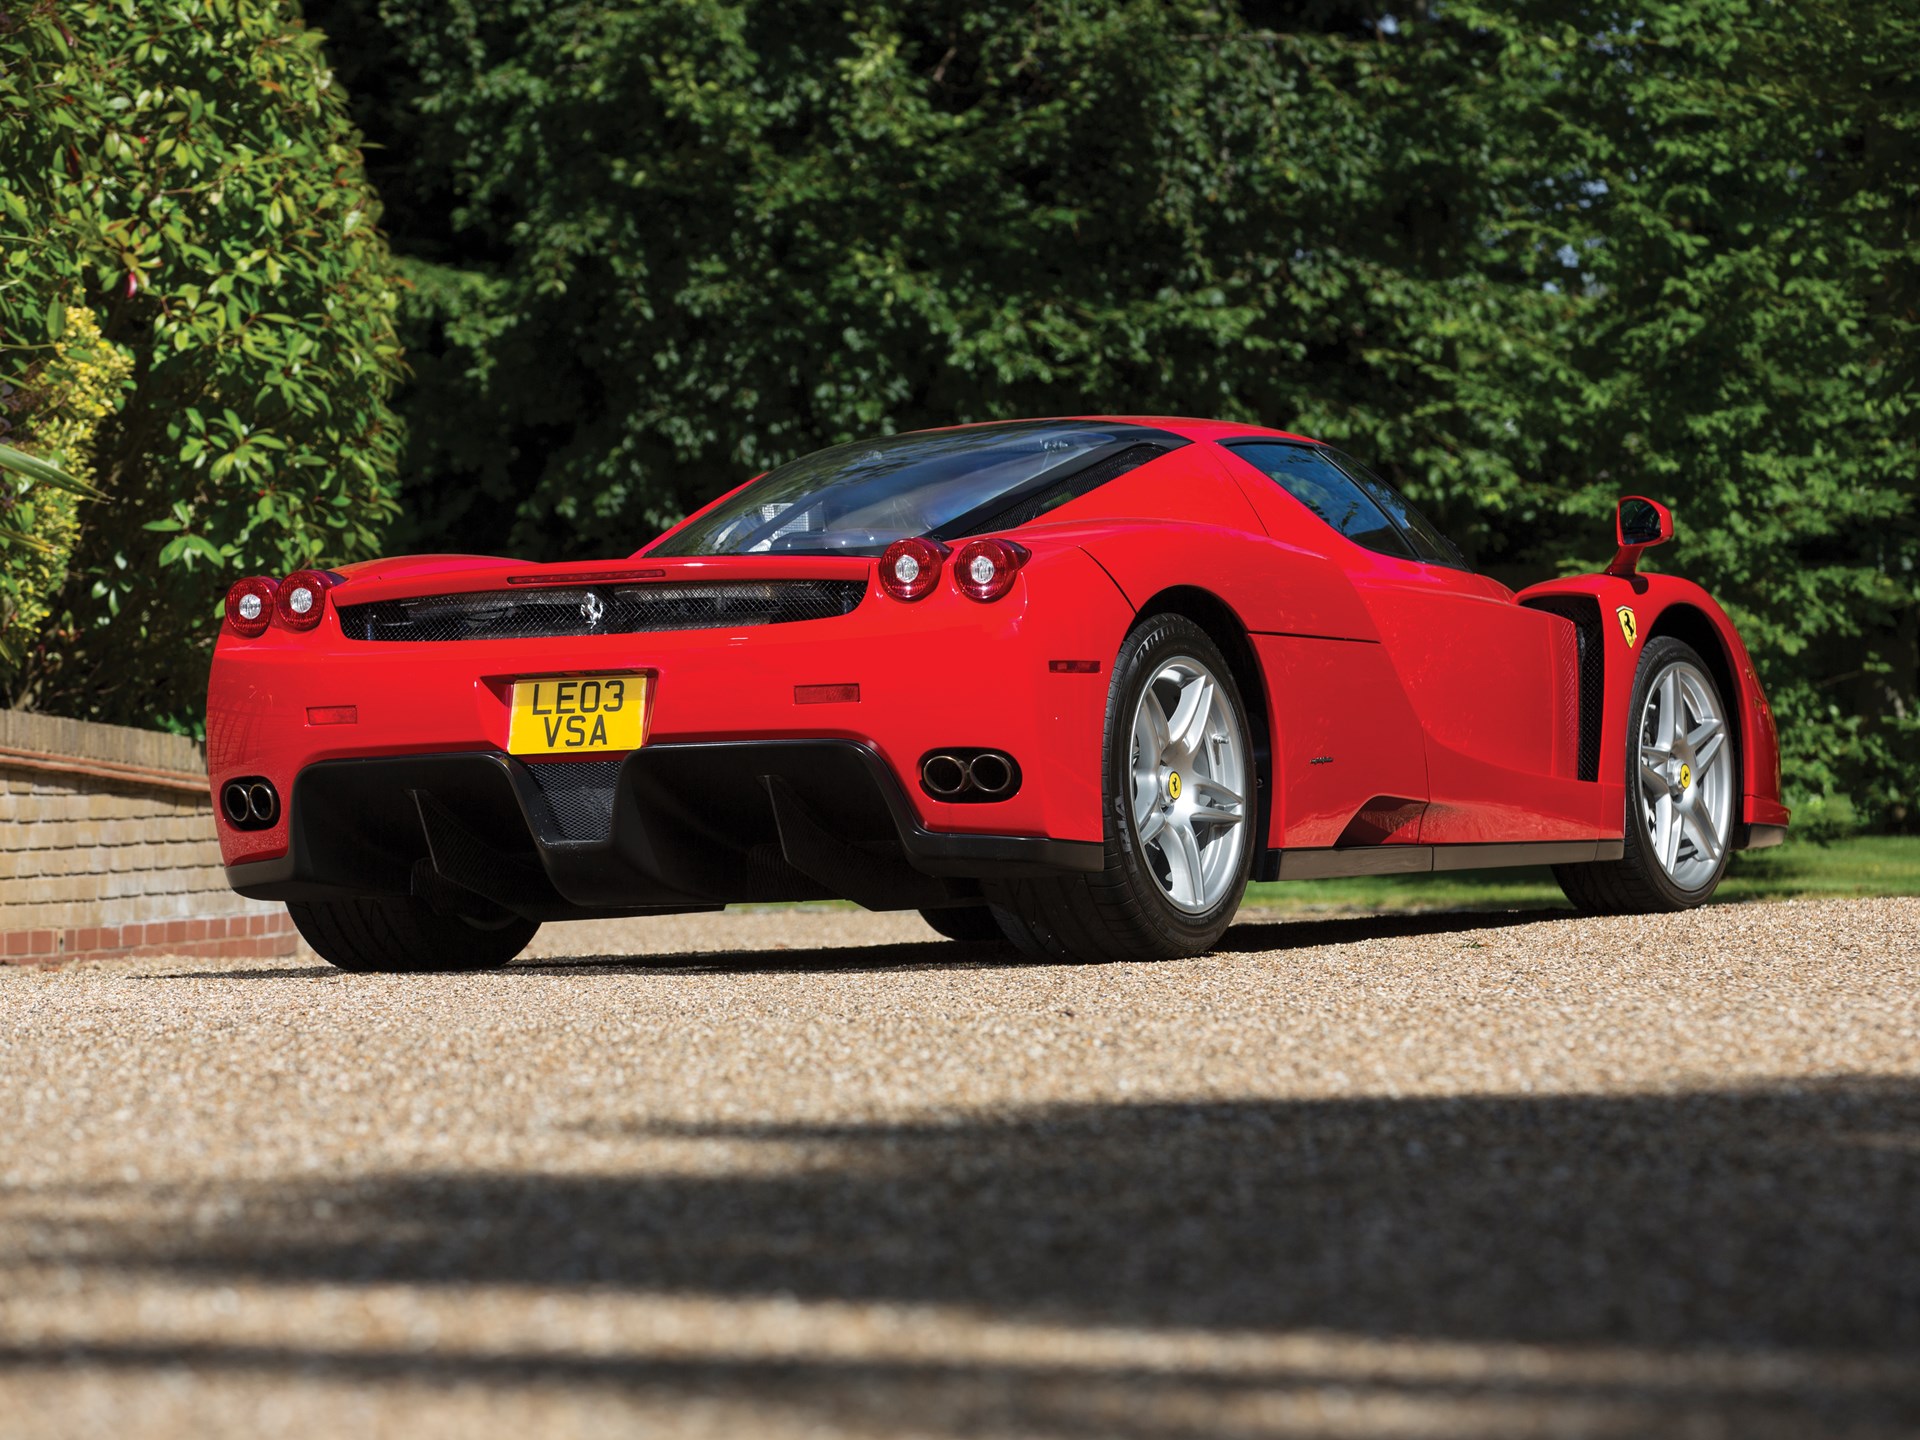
[{"x1": 1608, "y1": 495, "x2": 1673, "y2": 576}]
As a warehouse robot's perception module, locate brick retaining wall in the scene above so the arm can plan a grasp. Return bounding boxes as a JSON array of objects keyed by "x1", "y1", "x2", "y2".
[{"x1": 0, "y1": 710, "x2": 296, "y2": 964}]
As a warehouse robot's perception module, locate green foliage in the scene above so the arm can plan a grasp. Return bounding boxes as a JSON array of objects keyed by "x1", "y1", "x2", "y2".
[
  {"x1": 337, "y1": 0, "x2": 1571, "y2": 557},
  {"x1": 317, "y1": 0, "x2": 1914, "y2": 827},
  {"x1": 0, "y1": 307, "x2": 130, "y2": 668},
  {"x1": 0, "y1": 0, "x2": 405, "y2": 726},
  {"x1": 1454, "y1": 0, "x2": 1920, "y2": 829}
]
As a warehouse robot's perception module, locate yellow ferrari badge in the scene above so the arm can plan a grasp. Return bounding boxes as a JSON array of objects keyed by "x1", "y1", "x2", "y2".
[
  {"x1": 1679, "y1": 763, "x2": 1692, "y2": 790},
  {"x1": 1167, "y1": 771, "x2": 1182, "y2": 800},
  {"x1": 1616, "y1": 606, "x2": 1639, "y2": 647}
]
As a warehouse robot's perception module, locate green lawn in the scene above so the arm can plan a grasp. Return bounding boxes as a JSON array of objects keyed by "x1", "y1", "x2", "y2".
[{"x1": 1240, "y1": 835, "x2": 1920, "y2": 914}]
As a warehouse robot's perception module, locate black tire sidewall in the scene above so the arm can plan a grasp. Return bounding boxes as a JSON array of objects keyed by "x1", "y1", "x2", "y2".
[
  {"x1": 1102, "y1": 615, "x2": 1254, "y2": 947},
  {"x1": 289, "y1": 896, "x2": 536, "y2": 972},
  {"x1": 1621, "y1": 636, "x2": 1735, "y2": 906}
]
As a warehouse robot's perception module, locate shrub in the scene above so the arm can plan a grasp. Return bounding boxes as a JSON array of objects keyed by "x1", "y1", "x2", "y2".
[
  {"x1": 0, "y1": 307, "x2": 132, "y2": 669},
  {"x1": 0, "y1": 0, "x2": 405, "y2": 728}
]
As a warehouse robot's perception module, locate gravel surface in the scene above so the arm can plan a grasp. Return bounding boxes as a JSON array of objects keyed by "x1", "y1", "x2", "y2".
[{"x1": 2, "y1": 896, "x2": 1917, "y2": 1439}]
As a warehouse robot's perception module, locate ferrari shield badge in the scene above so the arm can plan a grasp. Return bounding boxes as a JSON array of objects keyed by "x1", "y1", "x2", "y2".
[{"x1": 1616, "y1": 606, "x2": 1639, "y2": 647}]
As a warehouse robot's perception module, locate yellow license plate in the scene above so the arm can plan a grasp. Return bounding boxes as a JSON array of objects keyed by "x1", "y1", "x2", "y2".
[{"x1": 508, "y1": 673, "x2": 648, "y2": 756}]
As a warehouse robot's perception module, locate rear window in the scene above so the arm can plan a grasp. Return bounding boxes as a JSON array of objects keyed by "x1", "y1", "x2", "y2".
[
  {"x1": 1227, "y1": 442, "x2": 1414, "y2": 558},
  {"x1": 650, "y1": 420, "x2": 1185, "y2": 557},
  {"x1": 1226, "y1": 440, "x2": 1465, "y2": 568}
]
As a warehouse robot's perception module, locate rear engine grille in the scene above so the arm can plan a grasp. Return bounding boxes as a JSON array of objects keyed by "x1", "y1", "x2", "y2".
[
  {"x1": 337, "y1": 580, "x2": 868, "y2": 643},
  {"x1": 524, "y1": 758, "x2": 624, "y2": 843}
]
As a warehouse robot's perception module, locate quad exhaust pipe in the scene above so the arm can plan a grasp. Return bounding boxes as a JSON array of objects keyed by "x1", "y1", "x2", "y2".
[
  {"x1": 919, "y1": 749, "x2": 1020, "y2": 803},
  {"x1": 220, "y1": 777, "x2": 280, "y2": 830}
]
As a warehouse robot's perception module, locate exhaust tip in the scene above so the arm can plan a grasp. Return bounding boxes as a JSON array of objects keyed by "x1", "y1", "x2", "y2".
[
  {"x1": 918, "y1": 749, "x2": 1021, "y2": 803},
  {"x1": 221, "y1": 783, "x2": 251, "y2": 826},
  {"x1": 921, "y1": 754, "x2": 968, "y2": 797},
  {"x1": 968, "y1": 752, "x2": 1014, "y2": 796},
  {"x1": 246, "y1": 782, "x2": 279, "y2": 825}
]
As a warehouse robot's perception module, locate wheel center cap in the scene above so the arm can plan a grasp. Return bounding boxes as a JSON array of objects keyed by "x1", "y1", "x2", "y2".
[
  {"x1": 1679, "y1": 763, "x2": 1692, "y2": 790},
  {"x1": 1167, "y1": 771, "x2": 1182, "y2": 801}
]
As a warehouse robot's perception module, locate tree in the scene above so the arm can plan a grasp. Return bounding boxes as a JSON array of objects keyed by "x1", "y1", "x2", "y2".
[
  {"x1": 1454, "y1": 0, "x2": 1920, "y2": 830},
  {"x1": 316, "y1": 0, "x2": 1568, "y2": 565}
]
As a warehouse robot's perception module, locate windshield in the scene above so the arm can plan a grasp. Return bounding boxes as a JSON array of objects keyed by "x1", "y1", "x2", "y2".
[{"x1": 649, "y1": 420, "x2": 1183, "y2": 557}]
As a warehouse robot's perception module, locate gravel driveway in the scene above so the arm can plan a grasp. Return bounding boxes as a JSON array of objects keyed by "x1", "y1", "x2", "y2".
[{"x1": 3, "y1": 897, "x2": 1917, "y2": 1439}]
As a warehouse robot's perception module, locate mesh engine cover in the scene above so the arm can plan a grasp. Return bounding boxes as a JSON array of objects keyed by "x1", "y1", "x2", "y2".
[
  {"x1": 337, "y1": 580, "x2": 867, "y2": 643},
  {"x1": 524, "y1": 758, "x2": 625, "y2": 843}
]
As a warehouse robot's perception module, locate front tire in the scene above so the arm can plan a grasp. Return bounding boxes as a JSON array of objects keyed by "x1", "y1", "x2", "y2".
[
  {"x1": 988, "y1": 614, "x2": 1255, "y2": 961},
  {"x1": 289, "y1": 896, "x2": 539, "y2": 972},
  {"x1": 1555, "y1": 635, "x2": 1736, "y2": 914}
]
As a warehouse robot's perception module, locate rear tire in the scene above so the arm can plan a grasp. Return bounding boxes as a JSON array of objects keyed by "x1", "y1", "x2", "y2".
[
  {"x1": 289, "y1": 896, "x2": 539, "y2": 973},
  {"x1": 916, "y1": 905, "x2": 1003, "y2": 943},
  {"x1": 986, "y1": 614, "x2": 1255, "y2": 962},
  {"x1": 1554, "y1": 636, "x2": 1736, "y2": 914}
]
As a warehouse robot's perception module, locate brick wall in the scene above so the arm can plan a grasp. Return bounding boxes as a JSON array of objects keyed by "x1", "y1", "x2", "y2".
[{"x1": 0, "y1": 710, "x2": 296, "y2": 964}]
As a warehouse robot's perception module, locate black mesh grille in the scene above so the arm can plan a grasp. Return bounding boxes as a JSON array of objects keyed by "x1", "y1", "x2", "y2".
[
  {"x1": 337, "y1": 580, "x2": 868, "y2": 643},
  {"x1": 524, "y1": 758, "x2": 624, "y2": 843},
  {"x1": 1524, "y1": 595, "x2": 1604, "y2": 782}
]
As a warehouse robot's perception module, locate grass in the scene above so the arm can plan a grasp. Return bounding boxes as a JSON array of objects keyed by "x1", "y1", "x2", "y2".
[
  {"x1": 1240, "y1": 835, "x2": 1920, "y2": 915},
  {"x1": 740, "y1": 837, "x2": 1920, "y2": 918}
]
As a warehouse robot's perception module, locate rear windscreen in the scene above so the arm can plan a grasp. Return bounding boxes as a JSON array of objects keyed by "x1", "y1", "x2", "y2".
[{"x1": 650, "y1": 420, "x2": 1184, "y2": 557}]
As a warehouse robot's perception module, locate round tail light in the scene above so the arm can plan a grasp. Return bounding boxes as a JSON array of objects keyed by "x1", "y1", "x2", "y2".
[
  {"x1": 877, "y1": 537, "x2": 947, "y2": 602},
  {"x1": 275, "y1": 569, "x2": 335, "y2": 631},
  {"x1": 224, "y1": 577, "x2": 279, "y2": 638},
  {"x1": 953, "y1": 538, "x2": 1030, "y2": 602}
]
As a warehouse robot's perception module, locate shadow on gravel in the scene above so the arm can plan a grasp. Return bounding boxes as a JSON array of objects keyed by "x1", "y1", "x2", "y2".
[
  {"x1": 1215, "y1": 907, "x2": 1572, "y2": 954},
  {"x1": 142, "y1": 909, "x2": 1576, "y2": 981},
  {"x1": 524, "y1": 908, "x2": 1576, "y2": 972},
  {"x1": 12, "y1": 1078, "x2": 1920, "y2": 1433}
]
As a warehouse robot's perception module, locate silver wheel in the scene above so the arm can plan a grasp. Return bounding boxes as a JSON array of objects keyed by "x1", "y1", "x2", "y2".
[
  {"x1": 1637, "y1": 658, "x2": 1734, "y2": 891},
  {"x1": 1127, "y1": 655, "x2": 1250, "y2": 914}
]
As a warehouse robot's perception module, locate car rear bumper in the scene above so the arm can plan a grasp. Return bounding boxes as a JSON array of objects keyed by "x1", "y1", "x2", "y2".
[{"x1": 226, "y1": 740, "x2": 1104, "y2": 919}]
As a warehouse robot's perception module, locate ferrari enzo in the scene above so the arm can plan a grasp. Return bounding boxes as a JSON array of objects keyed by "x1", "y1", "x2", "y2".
[{"x1": 208, "y1": 417, "x2": 1787, "y2": 970}]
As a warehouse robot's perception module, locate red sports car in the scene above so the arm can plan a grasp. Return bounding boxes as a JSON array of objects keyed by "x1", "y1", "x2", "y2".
[{"x1": 208, "y1": 417, "x2": 1787, "y2": 971}]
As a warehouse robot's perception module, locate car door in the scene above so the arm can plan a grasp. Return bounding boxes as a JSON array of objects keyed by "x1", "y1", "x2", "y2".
[{"x1": 1223, "y1": 442, "x2": 1600, "y2": 846}]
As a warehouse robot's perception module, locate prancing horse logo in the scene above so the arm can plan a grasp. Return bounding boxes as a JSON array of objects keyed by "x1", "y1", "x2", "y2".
[
  {"x1": 1616, "y1": 605, "x2": 1638, "y2": 647},
  {"x1": 580, "y1": 591, "x2": 606, "y2": 628}
]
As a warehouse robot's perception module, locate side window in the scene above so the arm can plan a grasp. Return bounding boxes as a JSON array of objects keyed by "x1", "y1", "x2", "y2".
[
  {"x1": 1226, "y1": 442, "x2": 1414, "y2": 559},
  {"x1": 1324, "y1": 449, "x2": 1465, "y2": 568}
]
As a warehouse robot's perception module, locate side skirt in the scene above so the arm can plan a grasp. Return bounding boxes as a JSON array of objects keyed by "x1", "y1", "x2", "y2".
[{"x1": 1276, "y1": 839, "x2": 1625, "y2": 882}]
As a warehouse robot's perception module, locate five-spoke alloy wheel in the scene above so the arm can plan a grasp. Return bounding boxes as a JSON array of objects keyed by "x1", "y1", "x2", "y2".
[
  {"x1": 1127, "y1": 654, "x2": 1251, "y2": 914},
  {"x1": 1635, "y1": 653, "x2": 1734, "y2": 890},
  {"x1": 988, "y1": 614, "x2": 1255, "y2": 961},
  {"x1": 1556, "y1": 635, "x2": 1736, "y2": 914}
]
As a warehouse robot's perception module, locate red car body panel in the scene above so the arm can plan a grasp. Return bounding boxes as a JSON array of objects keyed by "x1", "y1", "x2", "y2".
[
  {"x1": 1515, "y1": 571, "x2": 1788, "y2": 831},
  {"x1": 208, "y1": 417, "x2": 1786, "y2": 913}
]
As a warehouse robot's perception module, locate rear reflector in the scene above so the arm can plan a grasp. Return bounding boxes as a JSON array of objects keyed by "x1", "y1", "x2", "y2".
[
  {"x1": 794, "y1": 683, "x2": 860, "y2": 705},
  {"x1": 306, "y1": 705, "x2": 359, "y2": 726},
  {"x1": 1049, "y1": 660, "x2": 1101, "y2": 674}
]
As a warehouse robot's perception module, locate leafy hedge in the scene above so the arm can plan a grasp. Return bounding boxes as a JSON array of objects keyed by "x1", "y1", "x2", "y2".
[
  {"x1": 0, "y1": 0, "x2": 404, "y2": 726},
  {"x1": 0, "y1": 308, "x2": 131, "y2": 666}
]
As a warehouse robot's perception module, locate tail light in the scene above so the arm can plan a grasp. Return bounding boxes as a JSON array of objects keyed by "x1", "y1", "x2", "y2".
[
  {"x1": 224, "y1": 577, "x2": 279, "y2": 638},
  {"x1": 275, "y1": 569, "x2": 336, "y2": 631},
  {"x1": 953, "y1": 538, "x2": 1029, "y2": 602},
  {"x1": 877, "y1": 537, "x2": 947, "y2": 602}
]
